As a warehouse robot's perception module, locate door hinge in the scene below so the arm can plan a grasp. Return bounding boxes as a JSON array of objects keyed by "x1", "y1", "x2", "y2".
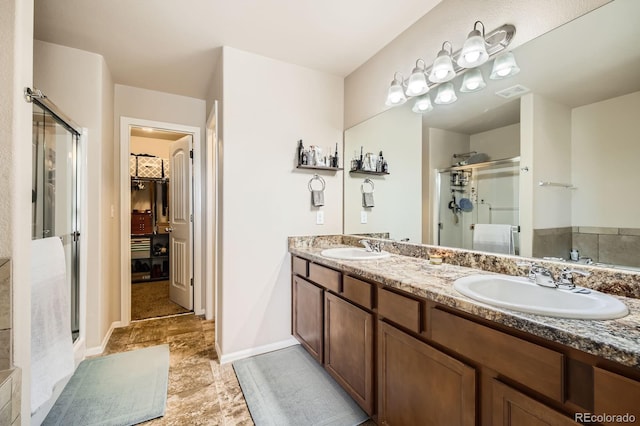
[
  {"x1": 190, "y1": 214, "x2": 193, "y2": 222},
  {"x1": 189, "y1": 149, "x2": 193, "y2": 159},
  {"x1": 190, "y1": 278, "x2": 194, "y2": 287}
]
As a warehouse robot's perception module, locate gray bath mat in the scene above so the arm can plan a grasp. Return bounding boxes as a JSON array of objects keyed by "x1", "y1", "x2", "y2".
[
  {"x1": 233, "y1": 345, "x2": 368, "y2": 426},
  {"x1": 43, "y1": 344, "x2": 169, "y2": 426}
]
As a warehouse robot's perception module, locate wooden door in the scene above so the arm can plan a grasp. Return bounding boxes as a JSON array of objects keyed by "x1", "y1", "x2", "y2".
[
  {"x1": 292, "y1": 276, "x2": 323, "y2": 362},
  {"x1": 378, "y1": 321, "x2": 476, "y2": 426},
  {"x1": 168, "y1": 135, "x2": 193, "y2": 310},
  {"x1": 324, "y1": 293, "x2": 374, "y2": 415},
  {"x1": 492, "y1": 380, "x2": 579, "y2": 425}
]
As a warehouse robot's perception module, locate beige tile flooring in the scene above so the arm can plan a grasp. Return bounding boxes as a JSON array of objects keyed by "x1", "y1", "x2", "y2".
[
  {"x1": 105, "y1": 313, "x2": 375, "y2": 425},
  {"x1": 104, "y1": 314, "x2": 253, "y2": 425},
  {"x1": 131, "y1": 281, "x2": 191, "y2": 321}
]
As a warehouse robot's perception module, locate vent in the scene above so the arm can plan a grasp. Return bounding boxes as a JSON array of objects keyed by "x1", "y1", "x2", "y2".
[{"x1": 495, "y1": 84, "x2": 530, "y2": 99}]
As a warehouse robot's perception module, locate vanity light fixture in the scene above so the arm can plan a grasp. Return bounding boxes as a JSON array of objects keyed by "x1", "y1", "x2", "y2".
[
  {"x1": 405, "y1": 59, "x2": 430, "y2": 96},
  {"x1": 434, "y1": 82, "x2": 458, "y2": 105},
  {"x1": 385, "y1": 72, "x2": 407, "y2": 106},
  {"x1": 429, "y1": 42, "x2": 456, "y2": 83},
  {"x1": 460, "y1": 68, "x2": 486, "y2": 92},
  {"x1": 457, "y1": 21, "x2": 489, "y2": 68},
  {"x1": 385, "y1": 22, "x2": 517, "y2": 113},
  {"x1": 490, "y1": 51, "x2": 520, "y2": 79},
  {"x1": 412, "y1": 94, "x2": 434, "y2": 113}
]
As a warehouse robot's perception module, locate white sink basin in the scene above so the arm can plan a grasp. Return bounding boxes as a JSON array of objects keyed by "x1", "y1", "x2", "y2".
[
  {"x1": 453, "y1": 274, "x2": 628, "y2": 320},
  {"x1": 320, "y1": 247, "x2": 391, "y2": 261}
]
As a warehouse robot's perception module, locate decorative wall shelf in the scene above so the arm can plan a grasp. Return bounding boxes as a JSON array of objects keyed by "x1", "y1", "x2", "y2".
[
  {"x1": 297, "y1": 165, "x2": 343, "y2": 171},
  {"x1": 349, "y1": 170, "x2": 390, "y2": 176}
]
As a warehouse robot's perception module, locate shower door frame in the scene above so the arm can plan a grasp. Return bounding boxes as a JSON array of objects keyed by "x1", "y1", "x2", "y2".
[{"x1": 30, "y1": 93, "x2": 87, "y2": 352}]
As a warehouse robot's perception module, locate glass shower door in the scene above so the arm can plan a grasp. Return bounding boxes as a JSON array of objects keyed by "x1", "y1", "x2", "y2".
[{"x1": 32, "y1": 103, "x2": 80, "y2": 340}]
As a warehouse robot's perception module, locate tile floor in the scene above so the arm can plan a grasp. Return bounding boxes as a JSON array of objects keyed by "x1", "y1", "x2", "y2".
[
  {"x1": 131, "y1": 281, "x2": 191, "y2": 321},
  {"x1": 105, "y1": 314, "x2": 375, "y2": 425},
  {"x1": 104, "y1": 314, "x2": 253, "y2": 425}
]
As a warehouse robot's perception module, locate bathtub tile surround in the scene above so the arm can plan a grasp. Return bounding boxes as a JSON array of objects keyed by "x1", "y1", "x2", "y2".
[
  {"x1": 532, "y1": 226, "x2": 640, "y2": 268},
  {"x1": 0, "y1": 259, "x2": 11, "y2": 371},
  {"x1": 288, "y1": 235, "x2": 640, "y2": 367},
  {"x1": 0, "y1": 259, "x2": 18, "y2": 425},
  {"x1": 0, "y1": 367, "x2": 21, "y2": 426}
]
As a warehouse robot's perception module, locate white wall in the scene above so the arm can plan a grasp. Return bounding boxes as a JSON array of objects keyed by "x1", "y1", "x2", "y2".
[
  {"x1": 344, "y1": 104, "x2": 422, "y2": 242},
  {"x1": 2, "y1": 0, "x2": 34, "y2": 422},
  {"x1": 572, "y1": 91, "x2": 640, "y2": 228},
  {"x1": 470, "y1": 123, "x2": 520, "y2": 160},
  {"x1": 34, "y1": 40, "x2": 115, "y2": 349},
  {"x1": 219, "y1": 46, "x2": 343, "y2": 358},
  {"x1": 519, "y1": 93, "x2": 572, "y2": 256},
  {"x1": 344, "y1": 0, "x2": 608, "y2": 128},
  {"x1": 114, "y1": 84, "x2": 207, "y2": 315},
  {"x1": 427, "y1": 128, "x2": 470, "y2": 245}
]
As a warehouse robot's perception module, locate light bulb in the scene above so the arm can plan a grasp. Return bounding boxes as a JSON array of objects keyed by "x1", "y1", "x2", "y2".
[
  {"x1": 490, "y1": 52, "x2": 520, "y2": 80},
  {"x1": 412, "y1": 94, "x2": 433, "y2": 114},
  {"x1": 464, "y1": 51, "x2": 481, "y2": 64},
  {"x1": 385, "y1": 74, "x2": 407, "y2": 106},
  {"x1": 466, "y1": 80, "x2": 480, "y2": 90},
  {"x1": 460, "y1": 69, "x2": 486, "y2": 93},
  {"x1": 434, "y1": 82, "x2": 457, "y2": 105}
]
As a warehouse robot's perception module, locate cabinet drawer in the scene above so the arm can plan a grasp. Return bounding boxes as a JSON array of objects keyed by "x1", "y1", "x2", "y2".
[
  {"x1": 309, "y1": 263, "x2": 341, "y2": 293},
  {"x1": 430, "y1": 308, "x2": 564, "y2": 402},
  {"x1": 378, "y1": 288, "x2": 421, "y2": 333},
  {"x1": 492, "y1": 380, "x2": 579, "y2": 425},
  {"x1": 292, "y1": 256, "x2": 308, "y2": 277},
  {"x1": 342, "y1": 276, "x2": 372, "y2": 309},
  {"x1": 594, "y1": 367, "x2": 640, "y2": 424}
]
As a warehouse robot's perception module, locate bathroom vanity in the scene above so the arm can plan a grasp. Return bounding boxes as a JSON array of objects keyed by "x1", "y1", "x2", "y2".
[{"x1": 289, "y1": 236, "x2": 640, "y2": 425}]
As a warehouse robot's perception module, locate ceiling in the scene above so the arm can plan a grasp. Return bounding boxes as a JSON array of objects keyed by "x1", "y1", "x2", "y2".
[
  {"x1": 34, "y1": 0, "x2": 442, "y2": 100},
  {"x1": 130, "y1": 127, "x2": 188, "y2": 141}
]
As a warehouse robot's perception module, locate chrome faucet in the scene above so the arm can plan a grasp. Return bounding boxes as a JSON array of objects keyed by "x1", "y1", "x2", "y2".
[
  {"x1": 530, "y1": 264, "x2": 556, "y2": 288},
  {"x1": 557, "y1": 268, "x2": 591, "y2": 290},
  {"x1": 518, "y1": 262, "x2": 590, "y2": 290},
  {"x1": 359, "y1": 239, "x2": 382, "y2": 252}
]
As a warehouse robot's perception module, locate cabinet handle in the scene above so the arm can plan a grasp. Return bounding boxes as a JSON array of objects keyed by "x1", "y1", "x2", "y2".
[{"x1": 165, "y1": 227, "x2": 174, "y2": 232}]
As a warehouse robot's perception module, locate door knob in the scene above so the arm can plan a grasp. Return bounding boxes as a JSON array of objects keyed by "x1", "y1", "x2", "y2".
[{"x1": 165, "y1": 227, "x2": 174, "y2": 232}]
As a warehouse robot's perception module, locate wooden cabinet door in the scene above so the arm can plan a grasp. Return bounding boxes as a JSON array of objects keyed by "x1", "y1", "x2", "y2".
[
  {"x1": 492, "y1": 380, "x2": 579, "y2": 426},
  {"x1": 292, "y1": 276, "x2": 323, "y2": 363},
  {"x1": 324, "y1": 293, "x2": 374, "y2": 415},
  {"x1": 378, "y1": 321, "x2": 476, "y2": 426}
]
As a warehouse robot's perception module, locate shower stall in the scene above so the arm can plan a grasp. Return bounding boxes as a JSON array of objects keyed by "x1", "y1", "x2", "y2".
[
  {"x1": 436, "y1": 157, "x2": 520, "y2": 254},
  {"x1": 30, "y1": 89, "x2": 81, "y2": 341}
]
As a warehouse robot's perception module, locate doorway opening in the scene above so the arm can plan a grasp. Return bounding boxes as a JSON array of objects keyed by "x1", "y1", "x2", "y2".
[
  {"x1": 120, "y1": 118, "x2": 203, "y2": 325},
  {"x1": 130, "y1": 127, "x2": 192, "y2": 320}
]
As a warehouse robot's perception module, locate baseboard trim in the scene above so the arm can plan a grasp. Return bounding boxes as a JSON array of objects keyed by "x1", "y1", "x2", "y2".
[
  {"x1": 85, "y1": 321, "x2": 122, "y2": 357},
  {"x1": 218, "y1": 337, "x2": 299, "y2": 364}
]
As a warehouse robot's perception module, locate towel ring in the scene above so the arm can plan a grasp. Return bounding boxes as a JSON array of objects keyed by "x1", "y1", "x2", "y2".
[
  {"x1": 361, "y1": 178, "x2": 375, "y2": 194},
  {"x1": 308, "y1": 174, "x2": 326, "y2": 192}
]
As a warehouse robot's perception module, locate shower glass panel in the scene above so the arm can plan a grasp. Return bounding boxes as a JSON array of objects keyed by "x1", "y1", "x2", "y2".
[
  {"x1": 32, "y1": 103, "x2": 80, "y2": 341},
  {"x1": 437, "y1": 161, "x2": 520, "y2": 254}
]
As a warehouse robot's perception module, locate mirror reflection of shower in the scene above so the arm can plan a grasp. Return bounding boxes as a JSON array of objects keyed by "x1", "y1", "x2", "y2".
[
  {"x1": 437, "y1": 157, "x2": 520, "y2": 255},
  {"x1": 31, "y1": 96, "x2": 81, "y2": 341}
]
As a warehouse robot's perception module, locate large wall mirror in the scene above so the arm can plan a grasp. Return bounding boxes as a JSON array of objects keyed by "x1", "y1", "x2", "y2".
[{"x1": 344, "y1": 0, "x2": 640, "y2": 270}]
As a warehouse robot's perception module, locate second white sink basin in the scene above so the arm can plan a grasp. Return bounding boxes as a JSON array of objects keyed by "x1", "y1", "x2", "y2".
[
  {"x1": 453, "y1": 274, "x2": 628, "y2": 320},
  {"x1": 320, "y1": 247, "x2": 390, "y2": 261}
]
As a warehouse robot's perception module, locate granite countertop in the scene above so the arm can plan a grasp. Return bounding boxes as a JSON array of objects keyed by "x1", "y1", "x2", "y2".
[{"x1": 289, "y1": 242, "x2": 640, "y2": 369}]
